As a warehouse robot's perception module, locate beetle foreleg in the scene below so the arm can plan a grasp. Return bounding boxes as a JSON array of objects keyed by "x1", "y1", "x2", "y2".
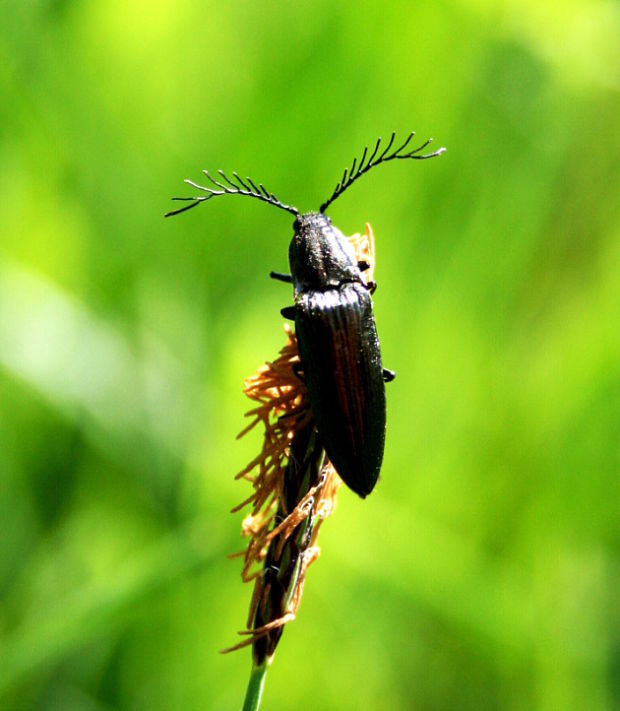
[
  {"x1": 270, "y1": 271, "x2": 293, "y2": 283},
  {"x1": 357, "y1": 260, "x2": 377, "y2": 292},
  {"x1": 382, "y1": 368, "x2": 396, "y2": 382}
]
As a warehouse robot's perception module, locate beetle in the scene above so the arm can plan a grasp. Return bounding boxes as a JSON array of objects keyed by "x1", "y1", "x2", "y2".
[{"x1": 166, "y1": 131, "x2": 445, "y2": 497}]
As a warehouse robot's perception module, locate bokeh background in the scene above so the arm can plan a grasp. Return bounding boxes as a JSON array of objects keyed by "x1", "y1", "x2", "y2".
[{"x1": 1, "y1": 1, "x2": 618, "y2": 709}]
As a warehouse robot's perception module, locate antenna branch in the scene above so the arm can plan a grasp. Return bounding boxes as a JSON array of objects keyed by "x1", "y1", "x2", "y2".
[
  {"x1": 166, "y1": 170, "x2": 298, "y2": 218},
  {"x1": 319, "y1": 131, "x2": 446, "y2": 213}
]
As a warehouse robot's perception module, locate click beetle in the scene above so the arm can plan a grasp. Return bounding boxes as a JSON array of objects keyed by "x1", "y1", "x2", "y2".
[{"x1": 166, "y1": 131, "x2": 445, "y2": 497}]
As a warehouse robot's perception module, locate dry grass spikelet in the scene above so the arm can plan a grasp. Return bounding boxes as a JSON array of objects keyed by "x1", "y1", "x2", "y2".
[{"x1": 221, "y1": 224, "x2": 376, "y2": 663}]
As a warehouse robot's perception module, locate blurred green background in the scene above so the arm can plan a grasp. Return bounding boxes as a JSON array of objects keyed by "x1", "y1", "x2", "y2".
[{"x1": 1, "y1": 1, "x2": 618, "y2": 709}]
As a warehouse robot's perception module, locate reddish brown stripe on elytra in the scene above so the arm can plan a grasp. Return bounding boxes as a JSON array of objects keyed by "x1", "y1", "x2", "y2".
[{"x1": 330, "y1": 289, "x2": 366, "y2": 458}]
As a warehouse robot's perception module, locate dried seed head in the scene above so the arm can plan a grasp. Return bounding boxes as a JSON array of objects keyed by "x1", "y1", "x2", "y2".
[{"x1": 221, "y1": 226, "x2": 377, "y2": 663}]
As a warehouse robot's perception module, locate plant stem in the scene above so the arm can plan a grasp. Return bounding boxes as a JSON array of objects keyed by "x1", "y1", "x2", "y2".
[{"x1": 242, "y1": 661, "x2": 269, "y2": 711}]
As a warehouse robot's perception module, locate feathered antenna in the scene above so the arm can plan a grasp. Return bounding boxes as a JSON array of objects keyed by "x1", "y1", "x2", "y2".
[
  {"x1": 319, "y1": 131, "x2": 446, "y2": 213},
  {"x1": 165, "y1": 169, "x2": 299, "y2": 218}
]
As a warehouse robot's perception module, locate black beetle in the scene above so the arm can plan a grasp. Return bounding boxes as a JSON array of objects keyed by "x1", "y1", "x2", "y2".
[{"x1": 166, "y1": 131, "x2": 445, "y2": 497}]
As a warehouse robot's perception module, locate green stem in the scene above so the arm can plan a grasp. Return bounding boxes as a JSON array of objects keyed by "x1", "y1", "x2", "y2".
[{"x1": 242, "y1": 661, "x2": 269, "y2": 711}]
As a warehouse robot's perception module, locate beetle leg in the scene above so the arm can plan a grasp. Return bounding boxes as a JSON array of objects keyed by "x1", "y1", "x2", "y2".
[
  {"x1": 264, "y1": 564, "x2": 280, "y2": 581},
  {"x1": 280, "y1": 305, "x2": 296, "y2": 320},
  {"x1": 270, "y1": 271, "x2": 293, "y2": 283},
  {"x1": 292, "y1": 361, "x2": 306, "y2": 382},
  {"x1": 382, "y1": 368, "x2": 396, "y2": 382},
  {"x1": 358, "y1": 262, "x2": 376, "y2": 293}
]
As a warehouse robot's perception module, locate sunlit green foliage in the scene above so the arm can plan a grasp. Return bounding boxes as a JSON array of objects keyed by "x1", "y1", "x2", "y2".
[{"x1": 0, "y1": 1, "x2": 618, "y2": 709}]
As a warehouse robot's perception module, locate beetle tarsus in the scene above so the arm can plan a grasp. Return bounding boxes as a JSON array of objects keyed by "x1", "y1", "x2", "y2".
[
  {"x1": 382, "y1": 368, "x2": 396, "y2": 382},
  {"x1": 358, "y1": 260, "x2": 370, "y2": 272},
  {"x1": 270, "y1": 271, "x2": 293, "y2": 283},
  {"x1": 366, "y1": 280, "x2": 377, "y2": 294},
  {"x1": 280, "y1": 306, "x2": 296, "y2": 321}
]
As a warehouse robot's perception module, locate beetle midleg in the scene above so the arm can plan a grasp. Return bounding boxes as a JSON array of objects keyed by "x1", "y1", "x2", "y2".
[
  {"x1": 270, "y1": 271, "x2": 293, "y2": 283},
  {"x1": 383, "y1": 368, "x2": 396, "y2": 382}
]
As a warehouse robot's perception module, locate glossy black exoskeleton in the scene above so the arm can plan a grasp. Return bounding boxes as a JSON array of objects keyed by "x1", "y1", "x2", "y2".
[
  {"x1": 287, "y1": 211, "x2": 386, "y2": 497},
  {"x1": 166, "y1": 131, "x2": 445, "y2": 497}
]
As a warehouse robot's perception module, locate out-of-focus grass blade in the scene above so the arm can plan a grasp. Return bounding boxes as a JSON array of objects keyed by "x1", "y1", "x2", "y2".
[
  {"x1": 330, "y1": 501, "x2": 608, "y2": 666},
  {"x1": 0, "y1": 518, "x2": 221, "y2": 697},
  {"x1": 0, "y1": 260, "x2": 200, "y2": 458}
]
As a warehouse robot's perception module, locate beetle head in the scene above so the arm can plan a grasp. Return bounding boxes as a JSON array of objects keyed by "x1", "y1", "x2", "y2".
[{"x1": 292, "y1": 210, "x2": 331, "y2": 234}]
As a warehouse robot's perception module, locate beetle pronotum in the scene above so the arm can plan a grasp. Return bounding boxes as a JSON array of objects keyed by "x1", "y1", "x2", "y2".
[{"x1": 166, "y1": 131, "x2": 445, "y2": 497}]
